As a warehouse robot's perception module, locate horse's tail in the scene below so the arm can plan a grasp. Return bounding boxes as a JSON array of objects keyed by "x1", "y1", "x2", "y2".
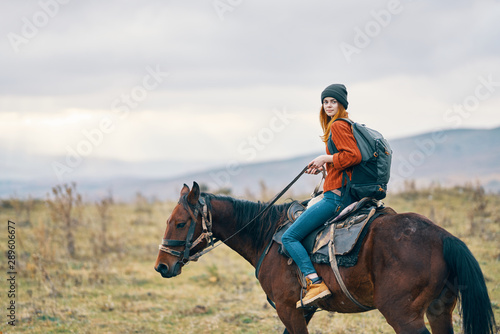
[{"x1": 442, "y1": 236, "x2": 497, "y2": 334}]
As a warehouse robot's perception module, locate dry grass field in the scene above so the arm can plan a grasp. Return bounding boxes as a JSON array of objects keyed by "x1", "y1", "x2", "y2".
[{"x1": 0, "y1": 182, "x2": 498, "y2": 333}]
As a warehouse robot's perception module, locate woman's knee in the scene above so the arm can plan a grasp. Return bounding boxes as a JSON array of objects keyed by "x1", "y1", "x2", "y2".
[
  {"x1": 281, "y1": 230, "x2": 292, "y2": 245},
  {"x1": 282, "y1": 229, "x2": 299, "y2": 247}
]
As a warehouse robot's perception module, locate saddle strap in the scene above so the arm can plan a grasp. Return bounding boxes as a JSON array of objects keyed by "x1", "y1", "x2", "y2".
[{"x1": 328, "y1": 226, "x2": 373, "y2": 311}]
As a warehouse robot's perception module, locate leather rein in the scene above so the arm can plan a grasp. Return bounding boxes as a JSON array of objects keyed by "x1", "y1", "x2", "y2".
[{"x1": 158, "y1": 166, "x2": 309, "y2": 266}]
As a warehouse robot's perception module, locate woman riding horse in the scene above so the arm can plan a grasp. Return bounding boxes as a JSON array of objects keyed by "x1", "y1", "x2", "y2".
[{"x1": 282, "y1": 83, "x2": 363, "y2": 308}]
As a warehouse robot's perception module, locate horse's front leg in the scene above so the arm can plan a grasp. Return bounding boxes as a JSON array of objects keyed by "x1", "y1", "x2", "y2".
[
  {"x1": 275, "y1": 302, "x2": 310, "y2": 334},
  {"x1": 259, "y1": 245, "x2": 313, "y2": 333}
]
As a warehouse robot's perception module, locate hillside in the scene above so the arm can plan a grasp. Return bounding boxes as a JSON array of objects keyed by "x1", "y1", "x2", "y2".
[
  {"x1": 389, "y1": 127, "x2": 500, "y2": 189},
  {"x1": 114, "y1": 126, "x2": 500, "y2": 201},
  {"x1": 1, "y1": 126, "x2": 499, "y2": 201}
]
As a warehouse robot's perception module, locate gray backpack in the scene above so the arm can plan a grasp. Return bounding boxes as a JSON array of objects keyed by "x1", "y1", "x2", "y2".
[{"x1": 327, "y1": 118, "x2": 392, "y2": 203}]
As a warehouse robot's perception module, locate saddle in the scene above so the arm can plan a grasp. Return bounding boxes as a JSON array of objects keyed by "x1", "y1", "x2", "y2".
[{"x1": 273, "y1": 197, "x2": 384, "y2": 267}]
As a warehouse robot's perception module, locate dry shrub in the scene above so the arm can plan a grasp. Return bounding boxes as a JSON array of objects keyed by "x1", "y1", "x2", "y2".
[
  {"x1": 94, "y1": 195, "x2": 114, "y2": 256},
  {"x1": 46, "y1": 183, "x2": 82, "y2": 258},
  {"x1": 466, "y1": 184, "x2": 492, "y2": 237}
]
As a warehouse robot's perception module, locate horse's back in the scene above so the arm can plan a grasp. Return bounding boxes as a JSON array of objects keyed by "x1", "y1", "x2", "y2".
[{"x1": 370, "y1": 210, "x2": 452, "y2": 247}]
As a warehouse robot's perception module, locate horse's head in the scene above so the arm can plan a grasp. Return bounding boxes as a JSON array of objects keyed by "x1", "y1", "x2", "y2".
[{"x1": 154, "y1": 182, "x2": 213, "y2": 278}]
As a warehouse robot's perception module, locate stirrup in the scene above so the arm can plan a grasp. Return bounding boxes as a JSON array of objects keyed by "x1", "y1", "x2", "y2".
[{"x1": 297, "y1": 292, "x2": 320, "y2": 309}]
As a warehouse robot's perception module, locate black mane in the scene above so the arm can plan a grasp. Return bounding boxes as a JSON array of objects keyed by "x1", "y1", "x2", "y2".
[{"x1": 204, "y1": 193, "x2": 294, "y2": 249}]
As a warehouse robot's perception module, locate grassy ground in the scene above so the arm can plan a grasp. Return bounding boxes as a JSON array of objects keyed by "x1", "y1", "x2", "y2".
[{"x1": 0, "y1": 183, "x2": 498, "y2": 333}]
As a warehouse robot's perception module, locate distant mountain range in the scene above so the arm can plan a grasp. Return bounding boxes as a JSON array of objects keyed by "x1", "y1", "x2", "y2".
[{"x1": 2, "y1": 126, "x2": 499, "y2": 201}]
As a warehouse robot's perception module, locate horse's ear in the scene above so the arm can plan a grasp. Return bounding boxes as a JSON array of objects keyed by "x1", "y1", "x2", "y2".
[
  {"x1": 187, "y1": 182, "x2": 200, "y2": 206},
  {"x1": 180, "y1": 184, "x2": 190, "y2": 197}
]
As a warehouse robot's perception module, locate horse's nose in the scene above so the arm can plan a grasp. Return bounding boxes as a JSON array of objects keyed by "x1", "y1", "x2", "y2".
[{"x1": 155, "y1": 263, "x2": 170, "y2": 278}]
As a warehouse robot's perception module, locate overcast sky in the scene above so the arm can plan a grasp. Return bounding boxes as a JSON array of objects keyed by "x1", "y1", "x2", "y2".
[{"x1": 1, "y1": 0, "x2": 499, "y2": 181}]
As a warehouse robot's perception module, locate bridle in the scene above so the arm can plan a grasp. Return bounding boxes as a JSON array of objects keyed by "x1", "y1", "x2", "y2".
[{"x1": 158, "y1": 194, "x2": 217, "y2": 265}]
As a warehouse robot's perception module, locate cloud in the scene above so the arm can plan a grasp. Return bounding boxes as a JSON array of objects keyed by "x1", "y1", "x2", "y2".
[
  {"x1": 0, "y1": 0, "x2": 499, "y2": 176},
  {"x1": 2, "y1": 0, "x2": 499, "y2": 94}
]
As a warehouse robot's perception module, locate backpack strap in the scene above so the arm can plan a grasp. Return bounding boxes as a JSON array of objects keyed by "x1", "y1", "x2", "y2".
[
  {"x1": 340, "y1": 170, "x2": 354, "y2": 208},
  {"x1": 336, "y1": 117, "x2": 354, "y2": 125},
  {"x1": 326, "y1": 118, "x2": 353, "y2": 154}
]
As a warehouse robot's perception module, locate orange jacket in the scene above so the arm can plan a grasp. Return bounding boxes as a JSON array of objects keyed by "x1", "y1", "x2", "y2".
[{"x1": 323, "y1": 120, "x2": 362, "y2": 193}]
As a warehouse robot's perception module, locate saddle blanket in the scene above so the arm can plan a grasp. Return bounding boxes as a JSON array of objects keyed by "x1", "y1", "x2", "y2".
[{"x1": 273, "y1": 198, "x2": 384, "y2": 267}]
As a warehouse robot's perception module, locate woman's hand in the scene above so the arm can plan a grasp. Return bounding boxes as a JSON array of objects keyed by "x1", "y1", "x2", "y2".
[{"x1": 306, "y1": 155, "x2": 332, "y2": 174}]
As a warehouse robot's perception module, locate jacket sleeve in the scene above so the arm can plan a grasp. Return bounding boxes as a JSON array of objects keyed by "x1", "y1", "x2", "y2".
[{"x1": 329, "y1": 120, "x2": 362, "y2": 170}]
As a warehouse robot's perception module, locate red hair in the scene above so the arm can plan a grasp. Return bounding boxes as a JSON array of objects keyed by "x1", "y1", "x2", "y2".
[{"x1": 319, "y1": 105, "x2": 349, "y2": 143}]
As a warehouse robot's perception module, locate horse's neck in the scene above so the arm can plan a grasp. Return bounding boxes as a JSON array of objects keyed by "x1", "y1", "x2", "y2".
[{"x1": 210, "y1": 199, "x2": 263, "y2": 267}]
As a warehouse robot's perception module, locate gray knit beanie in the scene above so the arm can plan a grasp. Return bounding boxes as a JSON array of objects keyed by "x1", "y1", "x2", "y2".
[{"x1": 321, "y1": 84, "x2": 348, "y2": 109}]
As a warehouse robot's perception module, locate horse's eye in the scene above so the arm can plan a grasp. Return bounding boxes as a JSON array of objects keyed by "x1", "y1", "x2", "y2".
[{"x1": 177, "y1": 222, "x2": 187, "y2": 229}]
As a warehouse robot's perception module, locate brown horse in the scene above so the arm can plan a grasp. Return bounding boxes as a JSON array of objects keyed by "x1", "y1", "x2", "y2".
[{"x1": 154, "y1": 182, "x2": 496, "y2": 334}]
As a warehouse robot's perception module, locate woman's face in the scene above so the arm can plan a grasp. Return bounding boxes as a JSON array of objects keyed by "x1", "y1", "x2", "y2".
[{"x1": 323, "y1": 97, "x2": 339, "y2": 117}]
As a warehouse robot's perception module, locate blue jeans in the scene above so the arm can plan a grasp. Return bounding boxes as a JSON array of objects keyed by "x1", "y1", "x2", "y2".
[{"x1": 282, "y1": 191, "x2": 341, "y2": 276}]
